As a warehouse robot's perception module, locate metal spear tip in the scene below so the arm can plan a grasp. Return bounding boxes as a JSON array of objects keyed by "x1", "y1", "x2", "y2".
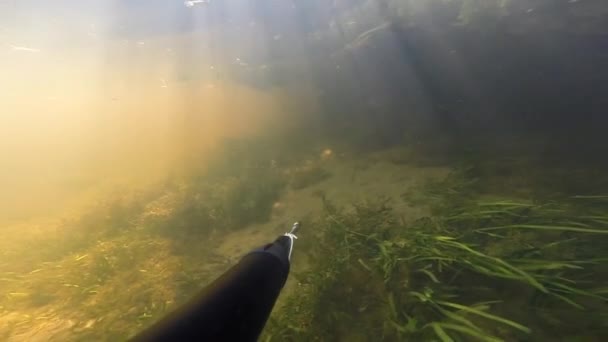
[{"x1": 290, "y1": 222, "x2": 301, "y2": 235}]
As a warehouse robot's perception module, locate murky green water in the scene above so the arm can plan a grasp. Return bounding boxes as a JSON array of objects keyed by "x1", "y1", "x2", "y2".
[{"x1": 1, "y1": 1, "x2": 607, "y2": 341}]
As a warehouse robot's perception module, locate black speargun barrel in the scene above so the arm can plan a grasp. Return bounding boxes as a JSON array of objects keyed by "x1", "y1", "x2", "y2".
[{"x1": 132, "y1": 222, "x2": 300, "y2": 341}]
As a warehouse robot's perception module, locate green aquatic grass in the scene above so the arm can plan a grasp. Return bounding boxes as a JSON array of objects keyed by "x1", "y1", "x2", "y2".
[
  {"x1": 479, "y1": 224, "x2": 608, "y2": 234},
  {"x1": 407, "y1": 281, "x2": 530, "y2": 341},
  {"x1": 267, "y1": 157, "x2": 608, "y2": 339},
  {"x1": 265, "y1": 170, "x2": 608, "y2": 342},
  {"x1": 432, "y1": 322, "x2": 504, "y2": 342},
  {"x1": 435, "y1": 301, "x2": 530, "y2": 333}
]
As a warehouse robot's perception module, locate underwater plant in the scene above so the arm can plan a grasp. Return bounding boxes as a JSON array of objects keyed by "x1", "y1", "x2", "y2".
[
  {"x1": 264, "y1": 171, "x2": 608, "y2": 341},
  {"x1": 289, "y1": 165, "x2": 331, "y2": 190}
]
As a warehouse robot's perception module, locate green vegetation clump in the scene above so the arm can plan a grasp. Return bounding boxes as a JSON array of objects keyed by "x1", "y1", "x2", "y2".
[
  {"x1": 289, "y1": 165, "x2": 331, "y2": 190},
  {"x1": 5, "y1": 136, "x2": 608, "y2": 341},
  {"x1": 265, "y1": 171, "x2": 608, "y2": 341},
  {"x1": 171, "y1": 175, "x2": 283, "y2": 231},
  {"x1": 146, "y1": 169, "x2": 286, "y2": 239},
  {"x1": 0, "y1": 136, "x2": 295, "y2": 339}
]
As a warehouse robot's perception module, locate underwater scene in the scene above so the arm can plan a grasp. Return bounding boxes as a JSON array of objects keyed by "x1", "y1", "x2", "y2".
[{"x1": 1, "y1": 0, "x2": 607, "y2": 340}]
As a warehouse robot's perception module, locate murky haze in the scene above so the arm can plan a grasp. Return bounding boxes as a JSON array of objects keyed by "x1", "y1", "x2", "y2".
[
  {"x1": 0, "y1": 0, "x2": 319, "y2": 222},
  {"x1": 2, "y1": 1, "x2": 608, "y2": 341}
]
